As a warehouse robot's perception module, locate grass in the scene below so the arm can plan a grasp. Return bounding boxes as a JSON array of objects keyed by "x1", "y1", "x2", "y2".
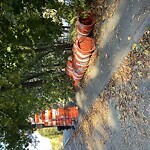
[{"x1": 38, "y1": 127, "x2": 63, "y2": 150}]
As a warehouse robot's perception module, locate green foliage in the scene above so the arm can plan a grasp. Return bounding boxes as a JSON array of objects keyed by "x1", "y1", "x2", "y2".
[
  {"x1": 0, "y1": 89, "x2": 36, "y2": 149},
  {"x1": 0, "y1": 0, "x2": 89, "y2": 148},
  {"x1": 0, "y1": 0, "x2": 76, "y2": 149},
  {"x1": 38, "y1": 127, "x2": 62, "y2": 139},
  {"x1": 58, "y1": 0, "x2": 89, "y2": 24},
  {"x1": 56, "y1": 0, "x2": 90, "y2": 42}
]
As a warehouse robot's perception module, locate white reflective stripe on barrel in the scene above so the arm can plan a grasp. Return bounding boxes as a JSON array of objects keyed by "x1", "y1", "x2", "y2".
[
  {"x1": 48, "y1": 121, "x2": 52, "y2": 126},
  {"x1": 76, "y1": 62, "x2": 88, "y2": 67},
  {"x1": 45, "y1": 110, "x2": 49, "y2": 122},
  {"x1": 73, "y1": 71, "x2": 84, "y2": 77},
  {"x1": 73, "y1": 42, "x2": 92, "y2": 58},
  {"x1": 77, "y1": 21, "x2": 93, "y2": 31},
  {"x1": 53, "y1": 120, "x2": 56, "y2": 126},
  {"x1": 52, "y1": 109, "x2": 56, "y2": 126},
  {"x1": 75, "y1": 49, "x2": 91, "y2": 58},
  {"x1": 76, "y1": 27, "x2": 89, "y2": 36},
  {"x1": 66, "y1": 68, "x2": 72, "y2": 74},
  {"x1": 73, "y1": 74, "x2": 82, "y2": 80},
  {"x1": 52, "y1": 109, "x2": 56, "y2": 119},
  {"x1": 74, "y1": 54, "x2": 90, "y2": 63},
  {"x1": 67, "y1": 64, "x2": 73, "y2": 70}
]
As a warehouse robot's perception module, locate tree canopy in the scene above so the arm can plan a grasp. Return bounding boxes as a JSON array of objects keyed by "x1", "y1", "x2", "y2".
[{"x1": 0, "y1": 0, "x2": 85, "y2": 149}]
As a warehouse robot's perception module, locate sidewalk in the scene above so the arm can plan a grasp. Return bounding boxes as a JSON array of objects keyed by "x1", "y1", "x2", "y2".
[{"x1": 76, "y1": 0, "x2": 149, "y2": 120}]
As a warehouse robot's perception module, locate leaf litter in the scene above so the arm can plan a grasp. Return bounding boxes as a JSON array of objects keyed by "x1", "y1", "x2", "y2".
[{"x1": 66, "y1": 30, "x2": 150, "y2": 149}]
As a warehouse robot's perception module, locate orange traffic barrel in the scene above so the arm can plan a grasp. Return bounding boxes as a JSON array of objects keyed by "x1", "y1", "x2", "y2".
[
  {"x1": 73, "y1": 44, "x2": 91, "y2": 59},
  {"x1": 73, "y1": 71, "x2": 84, "y2": 81},
  {"x1": 65, "y1": 56, "x2": 73, "y2": 78},
  {"x1": 41, "y1": 111, "x2": 46, "y2": 122},
  {"x1": 76, "y1": 11, "x2": 95, "y2": 36},
  {"x1": 35, "y1": 114, "x2": 42, "y2": 124},
  {"x1": 76, "y1": 37, "x2": 95, "y2": 55}
]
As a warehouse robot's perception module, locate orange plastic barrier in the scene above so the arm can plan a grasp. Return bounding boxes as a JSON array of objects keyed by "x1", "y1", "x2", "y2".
[{"x1": 34, "y1": 107, "x2": 78, "y2": 128}]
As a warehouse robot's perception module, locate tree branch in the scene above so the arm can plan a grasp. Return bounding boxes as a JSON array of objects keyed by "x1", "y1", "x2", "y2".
[
  {"x1": 22, "y1": 80, "x2": 46, "y2": 88},
  {"x1": 17, "y1": 43, "x2": 72, "y2": 53},
  {"x1": 23, "y1": 70, "x2": 54, "y2": 82}
]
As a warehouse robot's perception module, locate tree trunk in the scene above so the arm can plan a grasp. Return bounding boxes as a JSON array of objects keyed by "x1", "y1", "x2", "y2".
[
  {"x1": 18, "y1": 43, "x2": 73, "y2": 53},
  {"x1": 62, "y1": 26, "x2": 70, "y2": 29},
  {"x1": 22, "y1": 80, "x2": 46, "y2": 88},
  {"x1": 23, "y1": 70, "x2": 54, "y2": 82},
  {"x1": 1, "y1": 80, "x2": 46, "y2": 92}
]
